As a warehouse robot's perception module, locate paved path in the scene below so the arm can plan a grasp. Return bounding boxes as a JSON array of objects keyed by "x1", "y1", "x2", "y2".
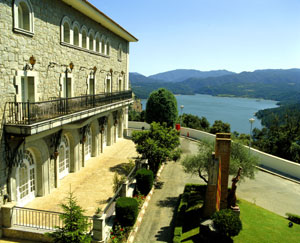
[
  {"x1": 134, "y1": 138, "x2": 202, "y2": 243},
  {"x1": 237, "y1": 170, "x2": 300, "y2": 216}
]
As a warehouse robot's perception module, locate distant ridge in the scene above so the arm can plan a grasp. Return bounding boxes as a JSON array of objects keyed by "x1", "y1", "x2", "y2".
[
  {"x1": 130, "y1": 68, "x2": 300, "y2": 103},
  {"x1": 148, "y1": 69, "x2": 235, "y2": 83}
]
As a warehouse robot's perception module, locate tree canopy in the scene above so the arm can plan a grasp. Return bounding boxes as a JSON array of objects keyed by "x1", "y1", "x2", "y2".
[
  {"x1": 145, "y1": 88, "x2": 178, "y2": 127},
  {"x1": 181, "y1": 141, "x2": 257, "y2": 184},
  {"x1": 132, "y1": 122, "x2": 180, "y2": 174}
]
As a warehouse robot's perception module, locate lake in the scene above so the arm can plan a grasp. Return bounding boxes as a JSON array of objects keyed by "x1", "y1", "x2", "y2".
[{"x1": 141, "y1": 94, "x2": 278, "y2": 134}]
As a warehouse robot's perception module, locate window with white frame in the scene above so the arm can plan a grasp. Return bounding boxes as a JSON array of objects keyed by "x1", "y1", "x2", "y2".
[
  {"x1": 101, "y1": 37, "x2": 105, "y2": 55},
  {"x1": 95, "y1": 33, "x2": 100, "y2": 52},
  {"x1": 13, "y1": 0, "x2": 34, "y2": 34},
  {"x1": 81, "y1": 26, "x2": 88, "y2": 49},
  {"x1": 118, "y1": 44, "x2": 122, "y2": 61},
  {"x1": 88, "y1": 30, "x2": 94, "y2": 51},
  {"x1": 17, "y1": 150, "x2": 36, "y2": 206},
  {"x1": 72, "y1": 22, "x2": 80, "y2": 46},
  {"x1": 15, "y1": 70, "x2": 39, "y2": 103},
  {"x1": 106, "y1": 39, "x2": 110, "y2": 56},
  {"x1": 60, "y1": 73, "x2": 74, "y2": 98},
  {"x1": 58, "y1": 135, "x2": 70, "y2": 179},
  {"x1": 61, "y1": 16, "x2": 71, "y2": 44}
]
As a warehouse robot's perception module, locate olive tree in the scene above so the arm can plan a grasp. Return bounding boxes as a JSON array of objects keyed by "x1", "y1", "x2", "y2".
[
  {"x1": 145, "y1": 88, "x2": 178, "y2": 127},
  {"x1": 181, "y1": 141, "x2": 257, "y2": 183}
]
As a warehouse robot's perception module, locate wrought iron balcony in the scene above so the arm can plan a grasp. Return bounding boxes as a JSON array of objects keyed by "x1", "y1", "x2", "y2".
[{"x1": 4, "y1": 91, "x2": 133, "y2": 135}]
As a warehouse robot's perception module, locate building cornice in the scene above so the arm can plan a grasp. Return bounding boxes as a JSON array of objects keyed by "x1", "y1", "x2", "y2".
[{"x1": 62, "y1": 0, "x2": 138, "y2": 42}]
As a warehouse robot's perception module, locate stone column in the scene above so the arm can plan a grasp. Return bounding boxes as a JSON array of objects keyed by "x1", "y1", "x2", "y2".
[
  {"x1": 203, "y1": 153, "x2": 219, "y2": 217},
  {"x1": 2, "y1": 202, "x2": 16, "y2": 228},
  {"x1": 215, "y1": 133, "x2": 231, "y2": 210},
  {"x1": 93, "y1": 214, "x2": 106, "y2": 242},
  {"x1": 121, "y1": 181, "x2": 128, "y2": 197}
]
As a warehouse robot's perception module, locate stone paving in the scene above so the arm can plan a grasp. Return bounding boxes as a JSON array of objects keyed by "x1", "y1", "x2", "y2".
[{"x1": 25, "y1": 138, "x2": 138, "y2": 216}]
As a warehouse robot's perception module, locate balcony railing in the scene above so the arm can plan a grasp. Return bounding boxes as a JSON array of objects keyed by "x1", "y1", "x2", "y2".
[
  {"x1": 12, "y1": 206, "x2": 93, "y2": 232},
  {"x1": 5, "y1": 91, "x2": 132, "y2": 125}
]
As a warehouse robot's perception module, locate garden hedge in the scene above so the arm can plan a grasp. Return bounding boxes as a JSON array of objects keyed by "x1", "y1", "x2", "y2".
[
  {"x1": 136, "y1": 168, "x2": 154, "y2": 195},
  {"x1": 116, "y1": 197, "x2": 138, "y2": 227}
]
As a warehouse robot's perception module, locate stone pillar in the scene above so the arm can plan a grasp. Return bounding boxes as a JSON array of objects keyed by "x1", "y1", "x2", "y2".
[
  {"x1": 215, "y1": 133, "x2": 231, "y2": 210},
  {"x1": 121, "y1": 181, "x2": 128, "y2": 197},
  {"x1": 93, "y1": 214, "x2": 106, "y2": 242},
  {"x1": 2, "y1": 202, "x2": 16, "y2": 228},
  {"x1": 203, "y1": 153, "x2": 219, "y2": 218}
]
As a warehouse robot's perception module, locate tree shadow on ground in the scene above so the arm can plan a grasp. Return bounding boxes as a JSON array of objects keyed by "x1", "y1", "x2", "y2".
[
  {"x1": 109, "y1": 163, "x2": 131, "y2": 176},
  {"x1": 156, "y1": 196, "x2": 178, "y2": 208},
  {"x1": 155, "y1": 196, "x2": 180, "y2": 242},
  {"x1": 96, "y1": 198, "x2": 111, "y2": 205},
  {"x1": 155, "y1": 226, "x2": 173, "y2": 242}
]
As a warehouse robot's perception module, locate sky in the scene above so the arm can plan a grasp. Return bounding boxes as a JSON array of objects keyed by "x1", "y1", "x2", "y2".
[{"x1": 89, "y1": 0, "x2": 300, "y2": 76}]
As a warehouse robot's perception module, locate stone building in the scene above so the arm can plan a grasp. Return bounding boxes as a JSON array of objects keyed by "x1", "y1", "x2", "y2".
[{"x1": 0, "y1": 0, "x2": 137, "y2": 206}]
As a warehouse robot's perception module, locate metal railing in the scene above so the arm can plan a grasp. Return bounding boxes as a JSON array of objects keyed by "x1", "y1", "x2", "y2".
[
  {"x1": 5, "y1": 91, "x2": 132, "y2": 125},
  {"x1": 12, "y1": 206, "x2": 93, "y2": 231},
  {"x1": 103, "y1": 165, "x2": 137, "y2": 223}
]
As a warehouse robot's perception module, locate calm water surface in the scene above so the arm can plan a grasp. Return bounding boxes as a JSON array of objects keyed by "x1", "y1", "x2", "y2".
[{"x1": 141, "y1": 94, "x2": 278, "y2": 134}]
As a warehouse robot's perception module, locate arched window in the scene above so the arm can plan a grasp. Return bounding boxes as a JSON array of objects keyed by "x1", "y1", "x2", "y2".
[
  {"x1": 17, "y1": 150, "x2": 35, "y2": 205},
  {"x1": 106, "y1": 39, "x2": 110, "y2": 56},
  {"x1": 95, "y1": 32, "x2": 100, "y2": 52},
  {"x1": 101, "y1": 37, "x2": 106, "y2": 55},
  {"x1": 84, "y1": 128, "x2": 92, "y2": 161},
  {"x1": 13, "y1": 0, "x2": 34, "y2": 34},
  {"x1": 81, "y1": 26, "x2": 88, "y2": 49},
  {"x1": 72, "y1": 22, "x2": 80, "y2": 46},
  {"x1": 58, "y1": 135, "x2": 70, "y2": 179},
  {"x1": 61, "y1": 16, "x2": 71, "y2": 43},
  {"x1": 88, "y1": 30, "x2": 94, "y2": 51},
  {"x1": 118, "y1": 44, "x2": 122, "y2": 61}
]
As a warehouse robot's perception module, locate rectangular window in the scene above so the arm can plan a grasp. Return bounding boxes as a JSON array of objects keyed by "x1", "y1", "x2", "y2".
[
  {"x1": 21, "y1": 77, "x2": 35, "y2": 102},
  {"x1": 89, "y1": 78, "x2": 95, "y2": 95},
  {"x1": 64, "y1": 78, "x2": 72, "y2": 98}
]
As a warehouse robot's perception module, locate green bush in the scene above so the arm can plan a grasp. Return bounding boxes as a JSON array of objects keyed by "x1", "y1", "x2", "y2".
[
  {"x1": 286, "y1": 213, "x2": 300, "y2": 225},
  {"x1": 212, "y1": 209, "x2": 242, "y2": 237},
  {"x1": 116, "y1": 197, "x2": 138, "y2": 227},
  {"x1": 136, "y1": 168, "x2": 154, "y2": 195}
]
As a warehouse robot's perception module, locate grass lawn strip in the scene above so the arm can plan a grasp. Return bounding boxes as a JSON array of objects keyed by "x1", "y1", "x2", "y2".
[{"x1": 233, "y1": 199, "x2": 300, "y2": 243}]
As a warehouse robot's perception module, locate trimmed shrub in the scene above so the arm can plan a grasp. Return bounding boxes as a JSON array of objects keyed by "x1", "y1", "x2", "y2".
[
  {"x1": 116, "y1": 197, "x2": 138, "y2": 227},
  {"x1": 212, "y1": 209, "x2": 242, "y2": 237},
  {"x1": 286, "y1": 213, "x2": 300, "y2": 225},
  {"x1": 136, "y1": 168, "x2": 154, "y2": 195}
]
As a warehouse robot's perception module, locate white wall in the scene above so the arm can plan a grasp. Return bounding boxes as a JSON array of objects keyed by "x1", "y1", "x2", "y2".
[{"x1": 128, "y1": 122, "x2": 300, "y2": 180}]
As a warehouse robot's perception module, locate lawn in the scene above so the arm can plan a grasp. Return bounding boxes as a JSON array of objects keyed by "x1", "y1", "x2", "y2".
[
  {"x1": 174, "y1": 184, "x2": 300, "y2": 243},
  {"x1": 233, "y1": 199, "x2": 300, "y2": 243}
]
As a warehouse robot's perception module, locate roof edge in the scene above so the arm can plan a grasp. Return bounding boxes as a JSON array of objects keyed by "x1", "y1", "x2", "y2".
[{"x1": 62, "y1": 0, "x2": 138, "y2": 42}]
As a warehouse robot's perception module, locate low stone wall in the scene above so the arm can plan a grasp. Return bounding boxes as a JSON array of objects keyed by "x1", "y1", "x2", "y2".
[{"x1": 128, "y1": 121, "x2": 300, "y2": 180}]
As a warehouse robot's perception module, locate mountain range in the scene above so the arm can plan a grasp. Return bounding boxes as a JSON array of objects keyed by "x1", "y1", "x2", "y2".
[{"x1": 130, "y1": 68, "x2": 300, "y2": 104}]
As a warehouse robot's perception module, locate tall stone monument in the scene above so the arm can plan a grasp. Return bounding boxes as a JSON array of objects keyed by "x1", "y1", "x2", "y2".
[
  {"x1": 203, "y1": 133, "x2": 231, "y2": 217},
  {"x1": 215, "y1": 133, "x2": 231, "y2": 210}
]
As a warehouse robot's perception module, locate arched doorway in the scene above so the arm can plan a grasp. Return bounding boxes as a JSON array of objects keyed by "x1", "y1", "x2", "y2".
[
  {"x1": 17, "y1": 150, "x2": 36, "y2": 206},
  {"x1": 58, "y1": 135, "x2": 70, "y2": 179},
  {"x1": 84, "y1": 127, "x2": 92, "y2": 161}
]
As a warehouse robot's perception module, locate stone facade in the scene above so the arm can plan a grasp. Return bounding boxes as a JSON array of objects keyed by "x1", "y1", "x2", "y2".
[{"x1": 0, "y1": 0, "x2": 136, "y2": 207}]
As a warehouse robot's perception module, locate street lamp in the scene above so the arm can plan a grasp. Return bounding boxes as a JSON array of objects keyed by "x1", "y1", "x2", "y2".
[
  {"x1": 180, "y1": 105, "x2": 184, "y2": 126},
  {"x1": 249, "y1": 118, "x2": 255, "y2": 154}
]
